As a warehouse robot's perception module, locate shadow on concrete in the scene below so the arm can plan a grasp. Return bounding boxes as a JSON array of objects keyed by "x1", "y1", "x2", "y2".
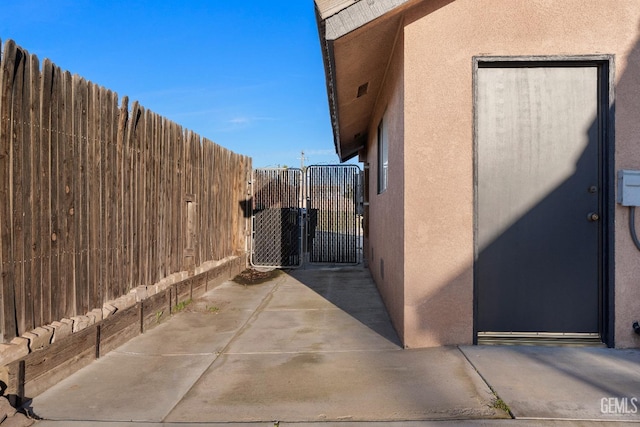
[
  {"x1": 286, "y1": 264, "x2": 402, "y2": 347},
  {"x1": 461, "y1": 345, "x2": 640, "y2": 420}
]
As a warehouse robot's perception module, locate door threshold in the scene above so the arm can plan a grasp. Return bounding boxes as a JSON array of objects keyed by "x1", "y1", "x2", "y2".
[{"x1": 477, "y1": 332, "x2": 605, "y2": 347}]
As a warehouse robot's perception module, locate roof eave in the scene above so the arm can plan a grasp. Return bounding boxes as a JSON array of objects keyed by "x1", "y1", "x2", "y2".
[
  {"x1": 323, "y1": 0, "x2": 413, "y2": 40},
  {"x1": 316, "y1": 0, "x2": 414, "y2": 163},
  {"x1": 315, "y1": 6, "x2": 344, "y2": 161}
]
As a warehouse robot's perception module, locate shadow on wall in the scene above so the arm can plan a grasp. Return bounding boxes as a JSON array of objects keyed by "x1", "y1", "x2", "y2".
[{"x1": 413, "y1": 18, "x2": 640, "y2": 349}]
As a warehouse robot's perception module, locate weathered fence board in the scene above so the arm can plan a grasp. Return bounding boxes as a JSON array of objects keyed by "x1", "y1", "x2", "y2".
[
  {"x1": 73, "y1": 75, "x2": 88, "y2": 316},
  {"x1": 39, "y1": 59, "x2": 53, "y2": 328},
  {"x1": 115, "y1": 97, "x2": 127, "y2": 299},
  {"x1": 29, "y1": 53, "x2": 42, "y2": 329},
  {"x1": 0, "y1": 39, "x2": 251, "y2": 341},
  {"x1": 62, "y1": 70, "x2": 74, "y2": 319}
]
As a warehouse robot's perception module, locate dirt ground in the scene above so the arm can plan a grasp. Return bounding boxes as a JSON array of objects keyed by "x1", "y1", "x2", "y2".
[{"x1": 231, "y1": 268, "x2": 282, "y2": 286}]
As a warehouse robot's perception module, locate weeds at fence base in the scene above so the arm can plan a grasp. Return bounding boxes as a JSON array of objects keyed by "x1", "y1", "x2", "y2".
[
  {"x1": 173, "y1": 299, "x2": 193, "y2": 313},
  {"x1": 233, "y1": 268, "x2": 282, "y2": 286}
]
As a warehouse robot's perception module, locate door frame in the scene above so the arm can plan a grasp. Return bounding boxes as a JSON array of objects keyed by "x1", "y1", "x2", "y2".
[{"x1": 471, "y1": 55, "x2": 615, "y2": 347}]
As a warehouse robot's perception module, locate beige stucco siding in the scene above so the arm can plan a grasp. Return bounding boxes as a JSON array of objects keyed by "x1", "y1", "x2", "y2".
[
  {"x1": 365, "y1": 26, "x2": 406, "y2": 344},
  {"x1": 402, "y1": 0, "x2": 640, "y2": 347},
  {"x1": 610, "y1": 7, "x2": 640, "y2": 349}
]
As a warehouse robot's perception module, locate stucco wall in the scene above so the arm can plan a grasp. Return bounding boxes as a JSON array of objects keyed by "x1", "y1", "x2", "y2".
[
  {"x1": 402, "y1": 0, "x2": 640, "y2": 347},
  {"x1": 365, "y1": 26, "x2": 406, "y2": 344}
]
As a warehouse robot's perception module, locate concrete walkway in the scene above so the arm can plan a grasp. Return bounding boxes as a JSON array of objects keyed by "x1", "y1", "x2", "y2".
[{"x1": 25, "y1": 265, "x2": 640, "y2": 426}]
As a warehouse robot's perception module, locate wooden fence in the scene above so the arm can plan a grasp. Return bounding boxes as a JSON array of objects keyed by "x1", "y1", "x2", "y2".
[{"x1": 0, "y1": 39, "x2": 252, "y2": 342}]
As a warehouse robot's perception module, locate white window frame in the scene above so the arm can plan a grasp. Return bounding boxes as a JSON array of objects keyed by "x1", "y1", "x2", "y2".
[{"x1": 377, "y1": 114, "x2": 388, "y2": 194}]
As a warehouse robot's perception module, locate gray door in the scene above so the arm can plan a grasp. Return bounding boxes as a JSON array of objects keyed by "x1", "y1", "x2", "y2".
[{"x1": 476, "y1": 64, "x2": 602, "y2": 335}]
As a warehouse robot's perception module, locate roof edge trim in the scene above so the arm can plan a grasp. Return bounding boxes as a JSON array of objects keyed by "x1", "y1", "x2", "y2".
[
  {"x1": 317, "y1": 0, "x2": 359, "y2": 20},
  {"x1": 324, "y1": 0, "x2": 412, "y2": 40}
]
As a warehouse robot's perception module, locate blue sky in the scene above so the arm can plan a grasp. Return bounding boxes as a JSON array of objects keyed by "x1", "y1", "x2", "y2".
[{"x1": 0, "y1": 1, "x2": 344, "y2": 168}]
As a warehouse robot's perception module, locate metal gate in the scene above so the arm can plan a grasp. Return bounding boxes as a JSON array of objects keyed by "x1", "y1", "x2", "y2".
[
  {"x1": 251, "y1": 168, "x2": 304, "y2": 267},
  {"x1": 306, "y1": 165, "x2": 361, "y2": 263},
  {"x1": 251, "y1": 165, "x2": 361, "y2": 267}
]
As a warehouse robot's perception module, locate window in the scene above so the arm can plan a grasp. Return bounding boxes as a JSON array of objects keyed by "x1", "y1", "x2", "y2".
[{"x1": 377, "y1": 115, "x2": 388, "y2": 194}]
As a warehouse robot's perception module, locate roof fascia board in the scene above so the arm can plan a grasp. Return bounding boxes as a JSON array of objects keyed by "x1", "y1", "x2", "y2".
[
  {"x1": 324, "y1": 0, "x2": 412, "y2": 40},
  {"x1": 315, "y1": 5, "x2": 343, "y2": 159},
  {"x1": 325, "y1": 40, "x2": 344, "y2": 160},
  {"x1": 317, "y1": 0, "x2": 359, "y2": 20}
]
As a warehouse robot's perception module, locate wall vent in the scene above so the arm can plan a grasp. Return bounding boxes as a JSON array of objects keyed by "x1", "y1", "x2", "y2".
[{"x1": 357, "y1": 82, "x2": 369, "y2": 98}]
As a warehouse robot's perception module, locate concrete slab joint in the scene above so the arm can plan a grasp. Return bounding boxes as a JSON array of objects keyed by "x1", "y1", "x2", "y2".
[{"x1": 0, "y1": 256, "x2": 245, "y2": 402}]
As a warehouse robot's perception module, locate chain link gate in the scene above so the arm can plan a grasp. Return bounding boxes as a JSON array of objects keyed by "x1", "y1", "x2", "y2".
[
  {"x1": 306, "y1": 165, "x2": 361, "y2": 263},
  {"x1": 251, "y1": 165, "x2": 362, "y2": 268},
  {"x1": 251, "y1": 168, "x2": 304, "y2": 267}
]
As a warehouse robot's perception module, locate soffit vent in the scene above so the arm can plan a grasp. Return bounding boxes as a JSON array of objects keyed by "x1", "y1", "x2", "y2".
[{"x1": 357, "y1": 82, "x2": 369, "y2": 98}]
